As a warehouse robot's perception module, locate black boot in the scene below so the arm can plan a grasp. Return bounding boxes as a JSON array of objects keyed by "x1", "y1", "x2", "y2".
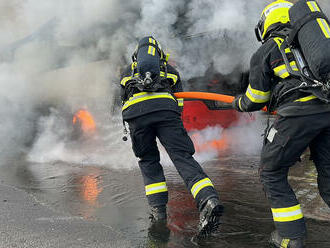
[
  {"x1": 148, "y1": 205, "x2": 170, "y2": 245},
  {"x1": 149, "y1": 205, "x2": 167, "y2": 223},
  {"x1": 197, "y1": 198, "x2": 224, "y2": 238},
  {"x1": 270, "y1": 230, "x2": 305, "y2": 248}
]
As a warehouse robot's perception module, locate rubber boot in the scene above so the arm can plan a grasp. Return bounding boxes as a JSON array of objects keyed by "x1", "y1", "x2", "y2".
[
  {"x1": 148, "y1": 205, "x2": 170, "y2": 245},
  {"x1": 149, "y1": 205, "x2": 167, "y2": 223},
  {"x1": 197, "y1": 198, "x2": 224, "y2": 239},
  {"x1": 270, "y1": 230, "x2": 305, "y2": 248}
]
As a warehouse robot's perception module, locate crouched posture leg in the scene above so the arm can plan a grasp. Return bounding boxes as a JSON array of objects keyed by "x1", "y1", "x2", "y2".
[
  {"x1": 310, "y1": 126, "x2": 330, "y2": 208},
  {"x1": 259, "y1": 116, "x2": 318, "y2": 247}
]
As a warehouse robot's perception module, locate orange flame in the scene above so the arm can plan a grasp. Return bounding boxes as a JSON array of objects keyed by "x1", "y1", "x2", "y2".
[
  {"x1": 72, "y1": 109, "x2": 96, "y2": 133},
  {"x1": 191, "y1": 132, "x2": 229, "y2": 153}
]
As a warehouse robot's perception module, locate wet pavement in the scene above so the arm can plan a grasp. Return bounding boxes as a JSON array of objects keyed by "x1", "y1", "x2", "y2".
[{"x1": 0, "y1": 116, "x2": 330, "y2": 248}]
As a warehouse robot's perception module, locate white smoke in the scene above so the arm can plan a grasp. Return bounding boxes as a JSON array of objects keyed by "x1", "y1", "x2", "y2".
[{"x1": 2, "y1": 0, "x2": 326, "y2": 166}]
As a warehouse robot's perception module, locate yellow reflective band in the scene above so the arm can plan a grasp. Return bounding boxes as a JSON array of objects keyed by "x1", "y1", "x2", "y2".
[
  {"x1": 274, "y1": 37, "x2": 284, "y2": 48},
  {"x1": 317, "y1": 18, "x2": 330, "y2": 38},
  {"x1": 307, "y1": 1, "x2": 320, "y2": 12},
  {"x1": 285, "y1": 48, "x2": 291, "y2": 53},
  {"x1": 273, "y1": 61, "x2": 298, "y2": 79},
  {"x1": 238, "y1": 97, "x2": 243, "y2": 111},
  {"x1": 271, "y1": 204, "x2": 304, "y2": 222},
  {"x1": 149, "y1": 37, "x2": 156, "y2": 45},
  {"x1": 281, "y1": 239, "x2": 290, "y2": 248},
  {"x1": 191, "y1": 178, "x2": 214, "y2": 198},
  {"x1": 131, "y1": 62, "x2": 137, "y2": 70},
  {"x1": 148, "y1": 46, "x2": 156, "y2": 56},
  {"x1": 122, "y1": 92, "x2": 176, "y2": 110},
  {"x1": 177, "y1": 98, "x2": 184, "y2": 107},
  {"x1": 245, "y1": 84, "x2": 270, "y2": 103},
  {"x1": 294, "y1": 95, "x2": 317, "y2": 102},
  {"x1": 273, "y1": 38, "x2": 291, "y2": 53},
  {"x1": 160, "y1": 72, "x2": 178, "y2": 84},
  {"x1": 121, "y1": 76, "x2": 132, "y2": 86},
  {"x1": 145, "y1": 182, "x2": 168, "y2": 196}
]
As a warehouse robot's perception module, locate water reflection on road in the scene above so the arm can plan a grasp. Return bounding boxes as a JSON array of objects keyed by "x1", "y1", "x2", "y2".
[{"x1": 1, "y1": 151, "x2": 330, "y2": 247}]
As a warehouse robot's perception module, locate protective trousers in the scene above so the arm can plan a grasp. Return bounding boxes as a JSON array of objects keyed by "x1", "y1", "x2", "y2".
[
  {"x1": 127, "y1": 110, "x2": 219, "y2": 210},
  {"x1": 260, "y1": 112, "x2": 330, "y2": 238}
]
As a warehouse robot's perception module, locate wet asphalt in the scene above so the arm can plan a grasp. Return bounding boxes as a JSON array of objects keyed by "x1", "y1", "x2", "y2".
[{"x1": 0, "y1": 149, "x2": 329, "y2": 248}]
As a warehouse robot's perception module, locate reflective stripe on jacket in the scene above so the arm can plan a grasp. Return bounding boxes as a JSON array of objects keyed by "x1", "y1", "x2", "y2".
[{"x1": 237, "y1": 36, "x2": 330, "y2": 116}]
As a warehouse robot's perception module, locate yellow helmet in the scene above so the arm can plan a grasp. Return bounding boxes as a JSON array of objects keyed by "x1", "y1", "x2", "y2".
[{"x1": 255, "y1": 0, "x2": 293, "y2": 43}]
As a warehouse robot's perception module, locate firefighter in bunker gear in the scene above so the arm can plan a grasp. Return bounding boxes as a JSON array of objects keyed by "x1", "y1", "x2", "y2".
[
  {"x1": 233, "y1": 1, "x2": 330, "y2": 247},
  {"x1": 120, "y1": 36, "x2": 223, "y2": 236}
]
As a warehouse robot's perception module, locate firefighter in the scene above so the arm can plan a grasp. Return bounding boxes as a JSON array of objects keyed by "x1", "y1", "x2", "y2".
[
  {"x1": 232, "y1": 1, "x2": 330, "y2": 247},
  {"x1": 120, "y1": 36, "x2": 224, "y2": 238}
]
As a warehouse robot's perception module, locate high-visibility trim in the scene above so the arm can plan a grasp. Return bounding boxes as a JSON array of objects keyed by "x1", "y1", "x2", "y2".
[
  {"x1": 145, "y1": 182, "x2": 168, "y2": 196},
  {"x1": 273, "y1": 61, "x2": 299, "y2": 79},
  {"x1": 122, "y1": 92, "x2": 176, "y2": 110},
  {"x1": 317, "y1": 18, "x2": 330, "y2": 38},
  {"x1": 274, "y1": 37, "x2": 284, "y2": 48},
  {"x1": 307, "y1": 1, "x2": 320, "y2": 12},
  {"x1": 307, "y1": 1, "x2": 330, "y2": 38},
  {"x1": 148, "y1": 46, "x2": 156, "y2": 56},
  {"x1": 160, "y1": 71, "x2": 178, "y2": 85},
  {"x1": 294, "y1": 95, "x2": 317, "y2": 102},
  {"x1": 120, "y1": 76, "x2": 132, "y2": 86},
  {"x1": 149, "y1": 37, "x2": 156, "y2": 45},
  {"x1": 191, "y1": 178, "x2": 214, "y2": 198},
  {"x1": 245, "y1": 84, "x2": 271, "y2": 103},
  {"x1": 238, "y1": 97, "x2": 243, "y2": 111},
  {"x1": 271, "y1": 204, "x2": 304, "y2": 222},
  {"x1": 177, "y1": 98, "x2": 184, "y2": 107},
  {"x1": 273, "y1": 38, "x2": 291, "y2": 53},
  {"x1": 121, "y1": 71, "x2": 177, "y2": 87},
  {"x1": 284, "y1": 48, "x2": 291, "y2": 53},
  {"x1": 281, "y1": 239, "x2": 290, "y2": 248},
  {"x1": 120, "y1": 73, "x2": 139, "y2": 86},
  {"x1": 131, "y1": 62, "x2": 137, "y2": 71}
]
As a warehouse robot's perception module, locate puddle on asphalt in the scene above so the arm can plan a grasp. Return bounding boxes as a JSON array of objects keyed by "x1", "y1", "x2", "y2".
[{"x1": 0, "y1": 151, "x2": 329, "y2": 247}]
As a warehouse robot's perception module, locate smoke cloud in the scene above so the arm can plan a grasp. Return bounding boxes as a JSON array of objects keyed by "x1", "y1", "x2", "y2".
[{"x1": 0, "y1": 0, "x2": 328, "y2": 166}]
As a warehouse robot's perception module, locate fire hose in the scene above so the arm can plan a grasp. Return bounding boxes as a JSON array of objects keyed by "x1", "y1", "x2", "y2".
[{"x1": 173, "y1": 92, "x2": 269, "y2": 112}]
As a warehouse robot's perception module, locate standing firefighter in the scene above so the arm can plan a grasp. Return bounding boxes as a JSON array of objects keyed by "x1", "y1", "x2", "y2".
[
  {"x1": 232, "y1": 0, "x2": 330, "y2": 247},
  {"x1": 120, "y1": 36, "x2": 223, "y2": 238}
]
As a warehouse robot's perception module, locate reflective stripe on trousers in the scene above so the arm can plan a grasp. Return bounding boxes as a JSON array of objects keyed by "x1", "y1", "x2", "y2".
[
  {"x1": 271, "y1": 204, "x2": 304, "y2": 222},
  {"x1": 145, "y1": 182, "x2": 168, "y2": 196},
  {"x1": 190, "y1": 178, "x2": 214, "y2": 198}
]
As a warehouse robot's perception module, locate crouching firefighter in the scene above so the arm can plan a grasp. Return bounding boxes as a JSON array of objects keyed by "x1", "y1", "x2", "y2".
[
  {"x1": 232, "y1": 1, "x2": 330, "y2": 247},
  {"x1": 120, "y1": 36, "x2": 224, "y2": 238}
]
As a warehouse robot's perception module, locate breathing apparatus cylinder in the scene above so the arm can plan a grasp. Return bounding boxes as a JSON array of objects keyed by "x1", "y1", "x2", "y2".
[
  {"x1": 289, "y1": 0, "x2": 330, "y2": 82},
  {"x1": 135, "y1": 37, "x2": 161, "y2": 85}
]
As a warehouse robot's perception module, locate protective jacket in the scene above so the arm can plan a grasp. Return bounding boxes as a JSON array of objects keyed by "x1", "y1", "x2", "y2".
[
  {"x1": 235, "y1": 35, "x2": 330, "y2": 116},
  {"x1": 120, "y1": 63, "x2": 183, "y2": 120}
]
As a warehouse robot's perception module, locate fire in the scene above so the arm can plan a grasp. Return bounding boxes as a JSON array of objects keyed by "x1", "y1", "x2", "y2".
[
  {"x1": 191, "y1": 131, "x2": 229, "y2": 153},
  {"x1": 72, "y1": 109, "x2": 96, "y2": 133}
]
